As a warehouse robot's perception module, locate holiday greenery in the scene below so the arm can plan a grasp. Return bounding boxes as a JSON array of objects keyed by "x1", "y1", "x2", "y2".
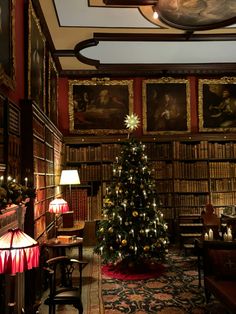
[
  {"x1": 94, "y1": 137, "x2": 169, "y2": 267},
  {"x1": 0, "y1": 178, "x2": 36, "y2": 212}
]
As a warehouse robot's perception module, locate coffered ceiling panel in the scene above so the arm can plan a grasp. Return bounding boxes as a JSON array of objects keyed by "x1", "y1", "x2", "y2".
[{"x1": 37, "y1": 0, "x2": 236, "y2": 74}]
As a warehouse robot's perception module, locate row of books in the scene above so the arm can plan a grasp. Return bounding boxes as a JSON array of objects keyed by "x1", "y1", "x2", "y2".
[
  {"x1": 173, "y1": 161, "x2": 208, "y2": 178},
  {"x1": 173, "y1": 141, "x2": 208, "y2": 159},
  {"x1": 209, "y1": 162, "x2": 236, "y2": 177},
  {"x1": 67, "y1": 186, "x2": 102, "y2": 221},
  {"x1": 175, "y1": 194, "x2": 208, "y2": 206},
  {"x1": 157, "y1": 180, "x2": 173, "y2": 192},
  {"x1": 152, "y1": 161, "x2": 173, "y2": 178},
  {"x1": 45, "y1": 127, "x2": 54, "y2": 146},
  {"x1": 33, "y1": 116, "x2": 45, "y2": 140},
  {"x1": 208, "y1": 142, "x2": 236, "y2": 158},
  {"x1": 33, "y1": 138, "x2": 45, "y2": 159},
  {"x1": 34, "y1": 173, "x2": 55, "y2": 188},
  {"x1": 145, "y1": 143, "x2": 172, "y2": 160},
  {"x1": 174, "y1": 179, "x2": 208, "y2": 192},
  {"x1": 178, "y1": 207, "x2": 203, "y2": 216},
  {"x1": 66, "y1": 145, "x2": 102, "y2": 162},
  {"x1": 211, "y1": 192, "x2": 236, "y2": 206},
  {"x1": 210, "y1": 178, "x2": 236, "y2": 191}
]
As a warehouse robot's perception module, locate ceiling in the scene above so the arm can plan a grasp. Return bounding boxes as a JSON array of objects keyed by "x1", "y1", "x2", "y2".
[{"x1": 37, "y1": 0, "x2": 236, "y2": 75}]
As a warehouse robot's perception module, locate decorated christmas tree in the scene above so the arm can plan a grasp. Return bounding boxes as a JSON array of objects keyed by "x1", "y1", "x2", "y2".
[{"x1": 94, "y1": 114, "x2": 169, "y2": 269}]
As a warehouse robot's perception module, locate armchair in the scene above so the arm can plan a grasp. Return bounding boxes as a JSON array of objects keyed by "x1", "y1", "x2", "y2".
[{"x1": 44, "y1": 256, "x2": 88, "y2": 314}]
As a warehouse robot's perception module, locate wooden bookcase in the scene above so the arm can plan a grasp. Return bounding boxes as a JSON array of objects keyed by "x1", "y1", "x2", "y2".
[
  {"x1": 63, "y1": 134, "x2": 236, "y2": 242},
  {"x1": 21, "y1": 100, "x2": 63, "y2": 241}
]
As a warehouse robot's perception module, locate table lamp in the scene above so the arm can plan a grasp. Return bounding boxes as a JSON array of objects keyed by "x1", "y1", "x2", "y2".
[
  {"x1": 59, "y1": 170, "x2": 80, "y2": 210},
  {"x1": 48, "y1": 197, "x2": 69, "y2": 236},
  {"x1": 0, "y1": 228, "x2": 40, "y2": 314}
]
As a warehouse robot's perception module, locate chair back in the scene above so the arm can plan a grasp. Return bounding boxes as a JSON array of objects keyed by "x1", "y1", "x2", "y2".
[{"x1": 45, "y1": 256, "x2": 88, "y2": 296}]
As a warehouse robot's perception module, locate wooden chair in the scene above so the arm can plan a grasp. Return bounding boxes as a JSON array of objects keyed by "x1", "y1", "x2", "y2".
[{"x1": 44, "y1": 256, "x2": 88, "y2": 314}]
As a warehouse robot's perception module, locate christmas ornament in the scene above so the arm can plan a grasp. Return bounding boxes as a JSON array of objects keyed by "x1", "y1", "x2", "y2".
[
  {"x1": 144, "y1": 245, "x2": 150, "y2": 252},
  {"x1": 108, "y1": 227, "x2": 114, "y2": 233},
  {"x1": 124, "y1": 113, "x2": 140, "y2": 131},
  {"x1": 132, "y1": 211, "x2": 139, "y2": 217},
  {"x1": 121, "y1": 239, "x2": 127, "y2": 246}
]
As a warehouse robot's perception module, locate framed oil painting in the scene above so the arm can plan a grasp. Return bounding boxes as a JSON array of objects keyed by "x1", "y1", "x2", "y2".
[
  {"x1": 27, "y1": 0, "x2": 46, "y2": 112},
  {"x1": 198, "y1": 77, "x2": 236, "y2": 132},
  {"x1": 68, "y1": 79, "x2": 133, "y2": 134},
  {"x1": 0, "y1": 0, "x2": 15, "y2": 90},
  {"x1": 142, "y1": 78, "x2": 191, "y2": 135},
  {"x1": 48, "y1": 52, "x2": 58, "y2": 126}
]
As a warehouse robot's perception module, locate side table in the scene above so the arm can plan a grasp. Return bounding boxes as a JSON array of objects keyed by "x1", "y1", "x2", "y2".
[
  {"x1": 57, "y1": 220, "x2": 85, "y2": 238},
  {"x1": 45, "y1": 237, "x2": 84, "y2": 260}
]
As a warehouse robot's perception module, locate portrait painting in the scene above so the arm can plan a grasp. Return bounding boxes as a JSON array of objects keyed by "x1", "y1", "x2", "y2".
[
  {"x1": 68, "y1": 79, "x2": 133, "y2": 134},
  {"x1": 198, "y1": 77, "x2": 236, "y2": 132},
  {"x1": 142, "y1": 78, "x2": 191, "y2": 135},
  {"x1": 48, "y1": 52, "x2": 58, "y2": 126},
  {"x1": 28, "y1": 0, "x2": 46, "y2": 112},
  {"x1": 0, "y1": 0, "x2": 15, "y2": 90}
]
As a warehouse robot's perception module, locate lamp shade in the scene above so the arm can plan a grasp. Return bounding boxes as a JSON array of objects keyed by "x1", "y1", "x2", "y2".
[
  {"x1": 0, "y1": 228, "x2": 39, "y2": 275},
  {"x1": 48, "y1": 198, "x2": 69, "y2": 214},
  {"x1": 59, "y1": 170, "x2": 80, "y2": 185}
]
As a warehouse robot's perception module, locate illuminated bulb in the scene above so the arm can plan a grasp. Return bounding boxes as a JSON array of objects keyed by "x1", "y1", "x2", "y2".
[{"x1": 153, "y1": 11, "x2": 158, "y2": 19}]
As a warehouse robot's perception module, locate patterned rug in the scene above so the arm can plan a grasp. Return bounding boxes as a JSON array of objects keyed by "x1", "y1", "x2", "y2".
[{"x1": 101, "y1": 246, "x2": 229, "y2": 314}]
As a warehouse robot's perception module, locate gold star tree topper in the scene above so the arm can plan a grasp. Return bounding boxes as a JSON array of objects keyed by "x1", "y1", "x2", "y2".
[{"x1": 124, "y1": 113, "x2": 140, "y2": 131}]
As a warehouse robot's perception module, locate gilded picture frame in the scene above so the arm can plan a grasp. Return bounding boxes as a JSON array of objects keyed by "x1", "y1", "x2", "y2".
[
  {"x1": 27, "y1": 0, "x2": 46, "y2": 112},
  {"x1": 142, "y1": 78, "x2": 191, "y2": 134},
  {"x1": 0, "y1": 0, "x2": 15, "y2": 90},
  {"x1": 48, "y1": 52, "x2": 58, "y2": 126},
  {"x1": 68, "y1": 79, "x2": 133, "y2": 134},
  {"x1": 198, "y1": 77, "x2": 236, "y2": 132}
]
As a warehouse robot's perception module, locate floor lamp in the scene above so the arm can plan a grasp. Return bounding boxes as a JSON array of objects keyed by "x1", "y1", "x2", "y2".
[
  {"x1": 0, "y1": 228, "x2": 40, "y2": 314},
  {"x1": 59, "y1": 170, "x2": 80, "y2": 210},
  {"x1": 48, "y1": 197, "x2": 69, "y2": 237}
]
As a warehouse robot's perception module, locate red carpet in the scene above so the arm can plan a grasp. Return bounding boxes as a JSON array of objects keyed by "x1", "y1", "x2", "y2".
[{"x1": 102, "y1": 262, "x2": 165, "y2": 280}]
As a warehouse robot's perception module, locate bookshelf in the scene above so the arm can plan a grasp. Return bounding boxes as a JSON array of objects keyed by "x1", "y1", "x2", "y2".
[
  {"x1": 63, "y1": 134, "x2": 236, "y2": 241},
  {"x1": 21, "y1": 100, "x2": 63, "y2": 241}
]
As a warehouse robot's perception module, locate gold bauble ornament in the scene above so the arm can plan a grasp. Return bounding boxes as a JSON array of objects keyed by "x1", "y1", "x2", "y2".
[
  {"x1": 121, "y1": 239, "x2": 127, "y2": 246},
  {"x1": 132, "y1": 211, "x2": 139, "y2": 217},
  {"x1": 108, "y1": 227, "x2": 114, "y2": 233},
  {"x1": 144, "y1": 245, "x2": 150, "y2": 252},
  {"x1": 129, "y1": 245, "x2": 134, "y2": 250},
  {"x1": 99, "y1": 227, "x2": 104, "y2": 233},
  {"x1": 109, "y1": 246, "x2": 113, "y2": 251},
  {"x1": 140, "y1": 229, "x2": 145, "y2": 234}
]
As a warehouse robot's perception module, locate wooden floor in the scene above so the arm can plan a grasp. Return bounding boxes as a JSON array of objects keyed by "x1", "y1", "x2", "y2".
[{"x1": 38, "y1": 246, "x2": 103, "y2": 314}]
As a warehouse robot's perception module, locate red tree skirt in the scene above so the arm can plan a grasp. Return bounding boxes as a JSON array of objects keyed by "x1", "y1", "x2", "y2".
[{"x1": 102, "y1": 261, "x2": 165, "y2": 280}]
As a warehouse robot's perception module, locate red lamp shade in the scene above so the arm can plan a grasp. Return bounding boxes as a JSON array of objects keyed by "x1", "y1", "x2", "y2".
[
  {"x1": 48, "y1": 198, "x2": 69, "y2": 214},
  {"x1": 0, "y1": 228, "x2": 39, "y2": 275}
]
